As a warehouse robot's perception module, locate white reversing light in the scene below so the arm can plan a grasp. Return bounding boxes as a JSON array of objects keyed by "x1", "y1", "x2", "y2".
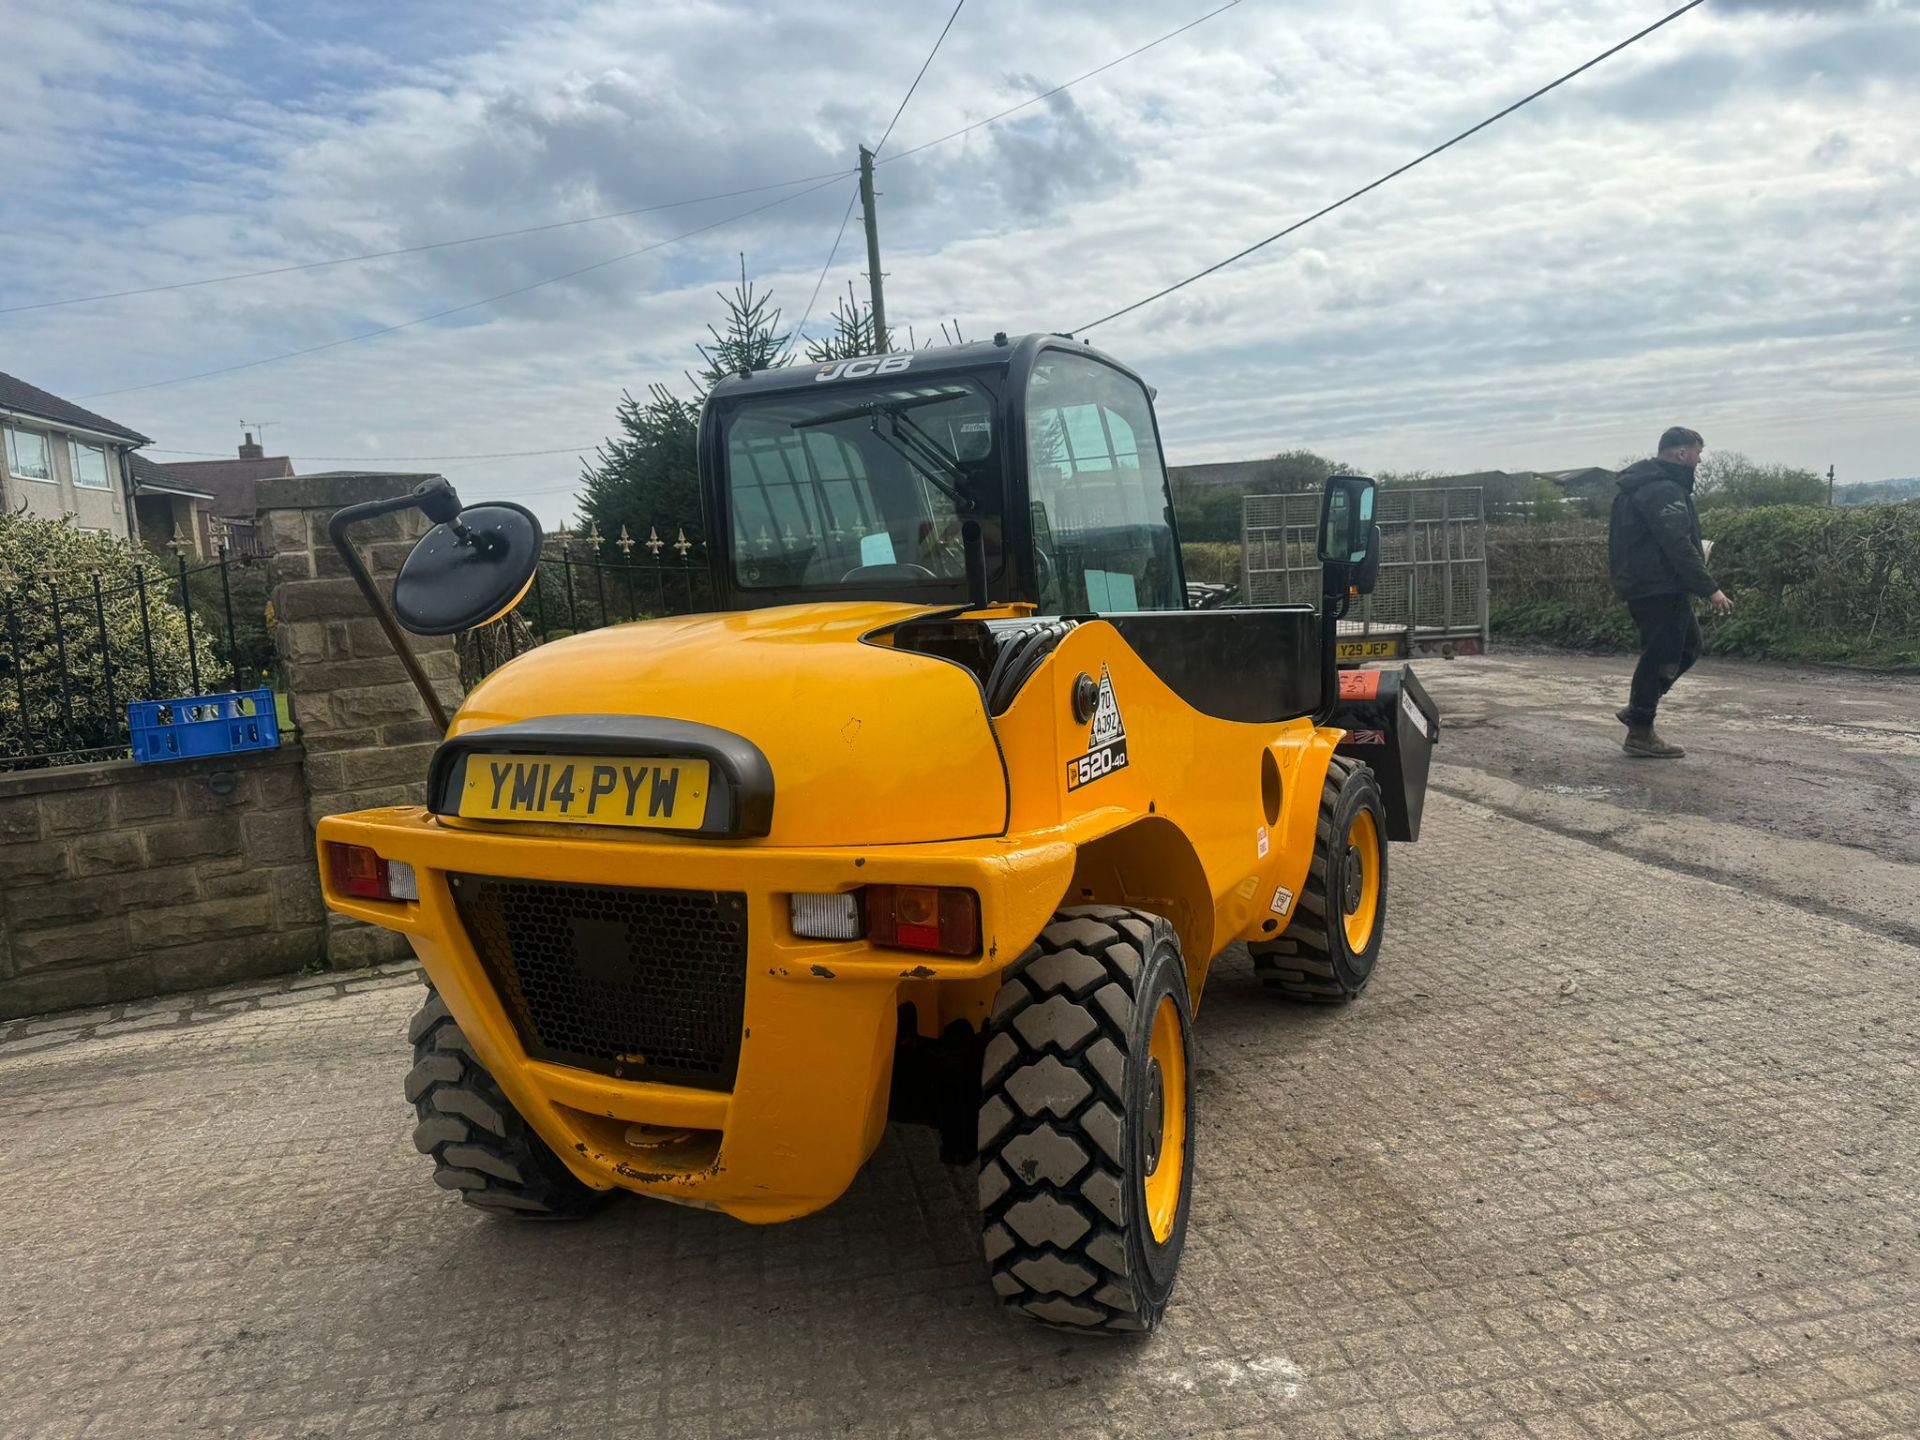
[
  {"x1": 386, "y1": 860, "x2": 420, "y2": 902},
  {"x1": 790, "y1": 892, "x2": 861, "y2": 940}
]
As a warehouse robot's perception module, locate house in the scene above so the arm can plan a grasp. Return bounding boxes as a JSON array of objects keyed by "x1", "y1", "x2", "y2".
[
  {"x1": 127, "y1": 453, "x2": 219, "y2": 557},
  {"x1": 0, "y1": 371, "x2": 150, "y2": 543},
  {"x1": 146, "y1": 432, "x2": 295, "y2": 555}
]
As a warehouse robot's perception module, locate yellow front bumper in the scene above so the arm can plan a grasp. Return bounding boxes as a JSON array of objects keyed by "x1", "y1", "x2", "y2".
[{"x1": 318, "y1": 807, "x2": 1075, "y2": 1223}]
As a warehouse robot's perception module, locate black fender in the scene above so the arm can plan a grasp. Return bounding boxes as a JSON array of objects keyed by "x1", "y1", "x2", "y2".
[{"x1": 1330, "y1": 666, "x2": 1438, "y2": 842}]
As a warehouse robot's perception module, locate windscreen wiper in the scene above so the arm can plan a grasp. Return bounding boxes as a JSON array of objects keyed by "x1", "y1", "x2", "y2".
[{"x1": 793, "y1": 392, "x2": 975, "y2": 511}]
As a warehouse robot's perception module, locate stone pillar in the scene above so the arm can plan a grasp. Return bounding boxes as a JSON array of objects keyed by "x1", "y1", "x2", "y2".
[{"x1": 260, "y1": 474, "x2": 465, "y2": 969}]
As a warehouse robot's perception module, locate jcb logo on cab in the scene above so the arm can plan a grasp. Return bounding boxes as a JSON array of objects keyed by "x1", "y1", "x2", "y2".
[{"x1": 816, "y1": 355, "x2": 914, "y2": 382}]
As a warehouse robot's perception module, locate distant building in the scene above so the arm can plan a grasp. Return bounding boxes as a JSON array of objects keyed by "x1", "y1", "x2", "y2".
[
  {"x1": 127, "y1": 453, "x2": 218, "y2": 557},
  {"x1": 0, "y1": 371, "x2": 150, "y2": 543},
  {"x1": 146, "y1": 432, "x2": 296, "y2": 555}
]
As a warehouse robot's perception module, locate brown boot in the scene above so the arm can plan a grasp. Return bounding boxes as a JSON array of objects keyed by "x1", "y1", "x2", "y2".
[{"x1": 1623, "y1": 726, "x2": 1684, "y2": 758}]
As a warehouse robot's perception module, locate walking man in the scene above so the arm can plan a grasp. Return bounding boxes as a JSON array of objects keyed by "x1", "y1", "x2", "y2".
[{"x1": 1608, "y1": 426, "x2": 1735, "y2": 758}]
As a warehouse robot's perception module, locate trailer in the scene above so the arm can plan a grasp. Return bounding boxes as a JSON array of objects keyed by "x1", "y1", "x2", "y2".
[{"x1": 1241, "y1": 486, "x2": 1489, "y2": 661}]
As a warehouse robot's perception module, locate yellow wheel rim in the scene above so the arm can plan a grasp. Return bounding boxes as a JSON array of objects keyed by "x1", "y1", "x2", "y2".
[
  {"x1": 1143, "y1": 994, "x2": 1189, "y2": 1246},
  {"x1": 1341, "y1": 808, "x2": 1382, "y2": 953}
]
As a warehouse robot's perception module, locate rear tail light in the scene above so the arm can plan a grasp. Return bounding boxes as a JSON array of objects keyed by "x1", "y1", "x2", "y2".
[
  {"x1": 865, "y1": 885, "x2": 979, "y2": 957},
  {"x1": 328, "y1": 843, "x2": 416, "y2": 902}
]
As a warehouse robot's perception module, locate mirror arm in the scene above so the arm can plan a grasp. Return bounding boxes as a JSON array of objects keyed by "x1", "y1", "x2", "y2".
[{"x1": 327, "y1": 490, "x2": 453, "y2": 734}]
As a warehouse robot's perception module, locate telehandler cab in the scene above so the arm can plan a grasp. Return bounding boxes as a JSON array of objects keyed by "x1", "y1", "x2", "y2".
[{"x1": 321, "y1": 333, "x2": 1438, "y2": 1333}]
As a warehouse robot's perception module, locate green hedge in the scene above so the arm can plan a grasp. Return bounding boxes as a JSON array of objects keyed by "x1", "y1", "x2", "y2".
[{"x1": 1487, "y1": 503, "x2": 1920, "y2": 670}]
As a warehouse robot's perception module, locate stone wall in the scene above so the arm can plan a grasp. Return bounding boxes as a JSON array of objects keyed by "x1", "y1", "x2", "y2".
[
  {"x1": 259, "y1": 473, "x2": 464, "y2": 968},
  {"x1": 0, "y1": 746, "x2": 323, "y2": 1018}
]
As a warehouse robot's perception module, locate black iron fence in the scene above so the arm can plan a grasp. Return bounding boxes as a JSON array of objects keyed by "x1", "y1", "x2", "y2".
[
  {"x1": 460, "y1": 529, "x2": 714, "y2": 685},
  {"x1": 0, "y1": 551, "x2": 276, "y2": 772}
]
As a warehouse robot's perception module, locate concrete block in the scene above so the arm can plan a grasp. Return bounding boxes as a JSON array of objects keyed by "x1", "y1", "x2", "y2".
[
  {"x1": 71, "y1": 831, "x2": 146, "y2": 878},
  {"x1": 145, "y1": 894, "x2": 276, "y2": 948},
  {"x1": 0, "y1": 797, "x2": 42, "y2": 843},
  {"x1": 15, "y1": 916, "x2": 130, "y2": 973},
  {"x1": 327, "y1": 920, "x2": 411, "y2": 970},
  {"x1": 109, "y1": 780, "x2": 179, "y2": 824},
  {"x1": 378, "y1": 720, "x2": 446, "y2": 748},
  {"x1": 41, "y1": 790, "x2": 113, "y2": 836},
  {"x1": 338, "y1": 744, "x2": 438, "y2": 789},
  {"x1": 242, "y1": 811, "x2": 314, "y2": 865},
  {"x1": 144, "y1": 817, "x2": 243, "y2": 864},
  {"x1": 271, "y1": 866, "x2": 326, "y2": 925},
  {"x1": 1, "y1": 966, "x2": 140, "y2": 1020},
  {"x1": 9, "y1": 883, "x2": 109, "y2": 927},
  {"x1": 0, "y1": 840, "x2": 71, "y2": 884},
  {"x1": 201, "y1": 867, "x2": 275, "y2": 900},
  {"x1": 147, "y1": 928, "x2": 323, "y2": 992},
  {"x1": 333, "y1": 681, "x2": 436, "y2": 730},
  {"x1": 265, "y1": 509, "x2": 311, "y2": 555},
  {"x1": 180, "y1": 773, "x2": 251, "y2": 815},
  {"x1": 276, "y1": 577, "x2": 372, "y2": 624},
  {"x1": 249, "y1": 761, "x2": 307, "y2": 810}
]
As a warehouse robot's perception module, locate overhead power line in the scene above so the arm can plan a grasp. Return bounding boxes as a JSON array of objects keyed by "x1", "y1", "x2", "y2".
[
  {"x1": 6, "y1": 0, "x2": 1237, "y2": 320},
  {"x1": 780, "y1": 185, "x2": 863, "y2": 362},
  {"x1": 1074, "y1": 0, "x2": 1708, "y2": 334},
  {"x1": 0, "y1": 172, "x2": 853, "y2": 318},
  {"x1": 76, "y1": 175, "x2": 845, "y2": 400},
  {"x1": 784, "y1": 0, "x2": 967, "y2": 360},
  {"x1": 879, "y1": 0, "x2": 1244, "y2": 168},
  {"x1": 877, "y1": 0, "x2": 967, "y2": 157}
]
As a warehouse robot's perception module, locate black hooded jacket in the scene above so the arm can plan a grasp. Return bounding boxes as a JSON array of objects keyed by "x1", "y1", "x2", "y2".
[{"x1": 1609, "y1": 458, "x2": 1718, "y2": 601}]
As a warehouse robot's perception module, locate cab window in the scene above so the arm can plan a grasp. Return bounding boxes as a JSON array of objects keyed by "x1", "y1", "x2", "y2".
[{"x1": 1025, "y1": 353, "x2": 1179, "y2": 612}]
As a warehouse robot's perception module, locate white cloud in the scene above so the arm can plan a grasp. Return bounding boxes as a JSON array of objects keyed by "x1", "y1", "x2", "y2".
[{"x1": 0, "y1": 0, "x2": 1914, "y2": 523}]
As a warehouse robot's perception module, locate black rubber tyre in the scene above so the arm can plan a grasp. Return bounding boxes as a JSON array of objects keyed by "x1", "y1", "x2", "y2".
[
  {"x1": 1250, "y1": 755, "x2": 1389, "y2": 1003},
  {"x1": 406, "y1": 988, "x2": 609, "y2": 1218},
  {"x1": 978, "y1": 907, "x2": 1195, "y2": 1334}
]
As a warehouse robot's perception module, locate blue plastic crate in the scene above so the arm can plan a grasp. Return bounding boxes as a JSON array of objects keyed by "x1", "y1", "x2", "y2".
[{"x1": 128, "y1": 687, "x2": 281, "y2": 764}]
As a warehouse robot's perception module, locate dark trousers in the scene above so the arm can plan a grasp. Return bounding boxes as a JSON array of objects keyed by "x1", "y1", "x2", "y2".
[{"x1": 1625, "y1": 593, "x2": 1702, "y2": 727}]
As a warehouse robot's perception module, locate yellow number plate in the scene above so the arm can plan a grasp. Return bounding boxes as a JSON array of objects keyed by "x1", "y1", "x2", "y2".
[
  {"x1": 458, "y1": 754, "x2": 710, "y2": 830},
  {"x1": 1335, "y1": 639, "x2": 1401, "y2": 661}
]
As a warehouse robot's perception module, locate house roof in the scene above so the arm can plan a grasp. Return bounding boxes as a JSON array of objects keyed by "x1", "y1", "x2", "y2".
[
  {"x1": 148, "y1": 454, "x2": 296, "y2": 519},
  {"x1": 0, "y1": 371, "x2": 151, "y2": 445},
  {"x1": 127, "y1": 452, "x2": 215, "y2": 500}
]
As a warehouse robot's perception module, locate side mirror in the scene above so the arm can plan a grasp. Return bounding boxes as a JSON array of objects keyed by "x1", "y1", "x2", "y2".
[
  {"x1": 392, "y1": 500, "x2": 542, "y2": 635},
  {"x1": 1317, "y1": 474, "x2": 1377, "y2": 566},
  {"x1": 328, "y1": 478, "x2": 543, "y2": 734}
]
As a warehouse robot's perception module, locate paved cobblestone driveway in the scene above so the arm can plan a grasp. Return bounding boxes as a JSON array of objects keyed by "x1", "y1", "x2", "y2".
[{"x1": 4, "y1": 792, "x2": 1916, "y2": 1438}]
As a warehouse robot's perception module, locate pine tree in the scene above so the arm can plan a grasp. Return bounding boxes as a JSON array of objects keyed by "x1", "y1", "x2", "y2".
[
  {"x1": 690, "y1": 257, "x2": 790, "y2": 390},
  {"x1": 577, "y1": 257, "x2": 789, "y2": 549},
  {"x1": 804, "y1": 282, "x2": 893, "y2": 363}
]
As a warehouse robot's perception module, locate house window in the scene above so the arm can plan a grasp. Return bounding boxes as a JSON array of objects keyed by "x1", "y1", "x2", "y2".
[
  {"x1": 70, "y1": 441, "x2": 111, "y2": 490},
  {"x1": 4, "y1": 426, "x2": 53, "y2": 482}
]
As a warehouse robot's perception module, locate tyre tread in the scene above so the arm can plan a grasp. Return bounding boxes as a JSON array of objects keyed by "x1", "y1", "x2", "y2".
[
  {"x1": 407, "y1": 989, "x2": 607, "y2": 1219},
  {"x1": 978, "y1": 907, "x2": 1178, "y2": 1333}
]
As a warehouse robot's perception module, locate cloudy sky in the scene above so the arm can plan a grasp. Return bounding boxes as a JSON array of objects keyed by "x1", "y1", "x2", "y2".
[{"x1": 2, "y1": 0, "x2": 1915, "y2": 523}]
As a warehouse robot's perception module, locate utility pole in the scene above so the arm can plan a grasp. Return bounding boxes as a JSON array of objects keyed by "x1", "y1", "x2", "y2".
[
  {"x1": 858, "y1": 145, "x2": 889, "y2": 353},
  {"x1": 1827, "y1": 464, "x2": 1836, "y2": 506}
]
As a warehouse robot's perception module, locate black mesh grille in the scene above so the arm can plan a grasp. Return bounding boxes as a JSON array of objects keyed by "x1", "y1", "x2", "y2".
[{"x1": 448, "y1": 874, "x2": 748, "y2": 1089}]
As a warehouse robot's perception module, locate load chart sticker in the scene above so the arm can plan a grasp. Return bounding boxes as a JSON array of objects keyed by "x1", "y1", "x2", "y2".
[{"x1": 1066, "y1": 665, "x2": 1129, "y2": 792}]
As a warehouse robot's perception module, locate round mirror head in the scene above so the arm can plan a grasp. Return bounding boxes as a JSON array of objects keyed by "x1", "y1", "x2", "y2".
[{"x1": 392, "y1": 502, "x2": 542, "y2": 636}]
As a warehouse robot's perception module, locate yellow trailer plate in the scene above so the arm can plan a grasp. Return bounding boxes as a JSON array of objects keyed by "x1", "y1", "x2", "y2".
[
  {"x1": 1335, "y1": 638, "x2": 1401, "y2": 661},
  {"x1": 458, "y1": 754, "x2": 710, "y2": 829}
]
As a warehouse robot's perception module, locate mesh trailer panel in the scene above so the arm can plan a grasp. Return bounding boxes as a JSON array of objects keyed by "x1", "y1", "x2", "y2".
[
  {"x1": 1241, "y1": 487, "x2": 1488, "y2": 646},
  {"x1": 449, "y1": 874, "x2": 749, "y2": 1089}
]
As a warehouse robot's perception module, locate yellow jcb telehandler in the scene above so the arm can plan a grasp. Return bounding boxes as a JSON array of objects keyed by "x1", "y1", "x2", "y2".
[{"x1": 320, "y1": 333, "x2": 1437, "y2": 1332}]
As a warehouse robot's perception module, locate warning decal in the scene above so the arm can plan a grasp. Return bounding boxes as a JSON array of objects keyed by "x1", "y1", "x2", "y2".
[{"x1": 1066, "y1": 665, "x2": 1129, "y2": 792}]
